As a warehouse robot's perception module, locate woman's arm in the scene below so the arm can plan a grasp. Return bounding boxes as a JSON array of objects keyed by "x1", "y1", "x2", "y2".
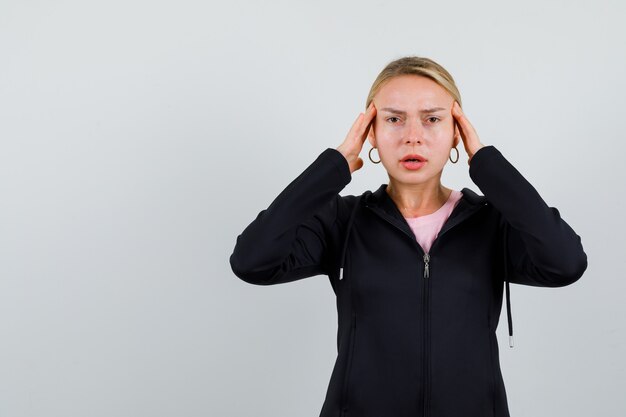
[
  {"x1": 469, "y1": 145, "x2": 588, "y2": 287},
  {"x1": 229, "y1": 148, "x2": 351, "y2": 285}
]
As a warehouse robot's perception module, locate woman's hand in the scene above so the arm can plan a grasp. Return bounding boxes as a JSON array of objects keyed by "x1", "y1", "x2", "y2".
[
  {"x1": 451, "y1": 101, "x2": 485, "y2": 165},
  {"x1": 336, "y1": 102, "x2": 377, "y2": 174}
]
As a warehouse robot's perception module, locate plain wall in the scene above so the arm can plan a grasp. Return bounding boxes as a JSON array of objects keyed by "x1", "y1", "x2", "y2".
[{"x1": 1, "y1": 0, "x2": 624, "y2": 416}]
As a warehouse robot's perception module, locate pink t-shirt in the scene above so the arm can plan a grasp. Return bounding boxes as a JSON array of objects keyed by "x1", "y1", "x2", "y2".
[{"x1": 404, "y1": 190, "x2": 463, "y2": 254}]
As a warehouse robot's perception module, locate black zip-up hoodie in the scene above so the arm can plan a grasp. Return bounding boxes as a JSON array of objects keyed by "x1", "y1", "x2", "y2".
[{"x1": 229, "y1": 145, "x2": 588, "y2": 417}]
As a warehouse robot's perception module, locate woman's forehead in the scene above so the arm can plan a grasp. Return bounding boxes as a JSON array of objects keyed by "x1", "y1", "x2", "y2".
[{"x1": 376, "y1": 77, "x2": 450, "y2": 106}]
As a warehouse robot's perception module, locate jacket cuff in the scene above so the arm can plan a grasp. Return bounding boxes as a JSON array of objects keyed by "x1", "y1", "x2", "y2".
[
  {"x1": 468, "y1": 144, "x2": 497, "y2": 171},
  {"x1": 323, "y1": 147, "x2": 352, "y2": 186}
]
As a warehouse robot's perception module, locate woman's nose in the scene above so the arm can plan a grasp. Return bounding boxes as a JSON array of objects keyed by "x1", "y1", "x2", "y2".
[{"x1": 404, "y1": 121, "x2": 424, "y2": 143}]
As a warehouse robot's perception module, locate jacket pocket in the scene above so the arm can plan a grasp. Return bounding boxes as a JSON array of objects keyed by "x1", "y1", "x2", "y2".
[
  {"x1": 488, "y1": 331, "x2": 497, "y2": 417},
  {"x1": 340, "y1": 313, "x2": 357, "y2": 416}
]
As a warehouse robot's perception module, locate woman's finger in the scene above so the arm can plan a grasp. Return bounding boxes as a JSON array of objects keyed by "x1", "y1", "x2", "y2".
[
  {"x1": 452, "y1": 101, "x2": 485, "y2": 164},
  {"x1": 345, "y1": 112, "x2": 365, "y2": 143},
  {"x1": 337, "y1": 103, "x2": 378, "y2": 174},
  {"x1": 347, "y1": 103, "x2": 375, "y2": 143},
  {"x1": 452, "y1": 101, "x2": 478, "y2": 142},
  {"x1": 360, "y1": 102, "x2": 377, "y2": 143}
]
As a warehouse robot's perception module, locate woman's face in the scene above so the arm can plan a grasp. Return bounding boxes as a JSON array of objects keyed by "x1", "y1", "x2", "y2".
[{"x1": 368, "y1": 75, "x2": 459, "y2": 184}]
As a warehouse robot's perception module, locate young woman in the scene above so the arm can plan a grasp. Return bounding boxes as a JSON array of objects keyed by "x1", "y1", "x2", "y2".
[{"x1": 230, "y1": 56, "x2": 588, "y2": 417}]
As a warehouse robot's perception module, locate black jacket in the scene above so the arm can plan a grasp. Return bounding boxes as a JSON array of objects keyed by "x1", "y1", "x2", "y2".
[{"x1": 229, "y1": 145, "x2": 588, "y2": 417}]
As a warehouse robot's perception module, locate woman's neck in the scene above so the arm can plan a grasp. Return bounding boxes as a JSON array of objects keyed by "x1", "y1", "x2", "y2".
[{"x1": 386, "y1": 179, "x2": 452, "y2": 218}]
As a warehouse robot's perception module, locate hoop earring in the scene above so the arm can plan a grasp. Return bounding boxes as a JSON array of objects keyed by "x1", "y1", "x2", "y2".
[
  {"x1": 369, "y1": 147, "x2": 381, "y2": 164},
  {"x1": 449, "y1": 146, "x2": 459, "y2": 164}
]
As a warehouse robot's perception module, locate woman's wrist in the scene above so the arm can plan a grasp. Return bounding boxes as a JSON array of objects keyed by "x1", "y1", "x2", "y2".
[{"x1": 468, "y1": 143, "x2": 486, "y2": 164}]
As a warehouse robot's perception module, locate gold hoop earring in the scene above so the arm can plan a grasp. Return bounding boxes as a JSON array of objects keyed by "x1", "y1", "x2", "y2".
[
  {"x1": 369, "y1": 147, "x2": 381, "y2": 164},
  {"x1": 449, "y1": 146, "x2": 459, "y2": 164}
]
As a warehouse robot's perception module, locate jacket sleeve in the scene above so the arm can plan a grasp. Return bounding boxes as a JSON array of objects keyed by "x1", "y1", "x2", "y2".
[
  {"x1": 468, "y1": 145, "x2": 588, "y2": 287},
  {"x1": 229, "y1": 148, "x2": 352, "y2": 285}
]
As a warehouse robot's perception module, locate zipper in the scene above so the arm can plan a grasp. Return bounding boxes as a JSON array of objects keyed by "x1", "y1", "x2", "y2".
[
  {"x1": 365, "y1": 202, "x2": 485, "y2": 417},
  {"x1": 422, "y1": 251, "x2": 430, "y2": 416}
]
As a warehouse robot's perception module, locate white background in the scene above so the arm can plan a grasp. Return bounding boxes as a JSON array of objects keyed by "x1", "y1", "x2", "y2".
[{"x1": 1, "y1": 1, "x2": 624, "y2": 416}]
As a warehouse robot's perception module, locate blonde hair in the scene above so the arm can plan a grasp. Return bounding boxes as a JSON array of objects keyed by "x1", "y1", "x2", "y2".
[{"x1": 365, "y1": 56, "x2": 462, "y2": 110}]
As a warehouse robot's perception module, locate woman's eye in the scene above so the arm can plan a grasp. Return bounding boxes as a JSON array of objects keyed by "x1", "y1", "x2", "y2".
[{"x1": 386, "y1": 116, "x2": 439, "y2": 124}]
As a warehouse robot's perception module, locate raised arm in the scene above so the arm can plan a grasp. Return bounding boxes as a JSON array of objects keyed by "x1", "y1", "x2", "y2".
[
  {"x1": 230, "y1": 103, "x2": 377, "y2": 285},
  {"x1": 229, "y1": 148, "x2": 351, "y2": 285},
  {"x1": 450, "y1": 100, "x2": 587, "y2": 287},
  {"x1": 469, "y1": 145, "x2": 588, "y2": 287}
]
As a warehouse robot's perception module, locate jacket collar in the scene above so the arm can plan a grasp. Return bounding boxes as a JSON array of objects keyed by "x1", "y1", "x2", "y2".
[
  {"x1": 364, "y1": 183, "x2": 487, "y2": 214},
  {"x1": 361, "y1": 184, "x2": 488, "y2": 242}
]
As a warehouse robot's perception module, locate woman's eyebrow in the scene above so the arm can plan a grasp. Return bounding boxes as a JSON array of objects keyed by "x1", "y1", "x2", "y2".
[{"x1": 380, "y1": 107, "x2": 447, "y2": 114}]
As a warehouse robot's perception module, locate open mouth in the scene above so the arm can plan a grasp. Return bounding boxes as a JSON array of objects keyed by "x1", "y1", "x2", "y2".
[
  {"x1": 401, "y1": 154, "x2": 427, "y2": 163},
  {"x1": 400, "y1": 155, "x2": 427, "y2": 170}
]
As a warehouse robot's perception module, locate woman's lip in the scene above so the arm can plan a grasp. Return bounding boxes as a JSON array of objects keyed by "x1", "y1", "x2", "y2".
[
  {"x1": 401, "y1": 160, "x2": 426, "y2": 170},
  {"x1": 401, "y1": 154, "x2": 427, "y2": 162}
]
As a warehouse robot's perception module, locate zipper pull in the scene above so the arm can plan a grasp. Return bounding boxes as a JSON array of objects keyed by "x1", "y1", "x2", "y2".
[
  {"x1": 339, "y1": 267, "x2": 344, "y2": 280},
  {"x1": 423, "y1": 253, "x2": 430, "y2": 278}
]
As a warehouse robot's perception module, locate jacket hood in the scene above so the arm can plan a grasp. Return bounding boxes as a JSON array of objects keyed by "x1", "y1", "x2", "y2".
[{"x1": 338, "y1": 184, "x2": 515, "y2": 348}]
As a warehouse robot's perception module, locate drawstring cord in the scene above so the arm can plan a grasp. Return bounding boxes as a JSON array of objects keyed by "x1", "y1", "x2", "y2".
[
  {"x1": 339, "y1": 196, "x2": 362, "y2": 280},
  {"x1": 506, "y1": 280, "x2": 514, "y2": 348},
  {"x1": 503, "y1": 221, "x2": 514, "y2": 348}
]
